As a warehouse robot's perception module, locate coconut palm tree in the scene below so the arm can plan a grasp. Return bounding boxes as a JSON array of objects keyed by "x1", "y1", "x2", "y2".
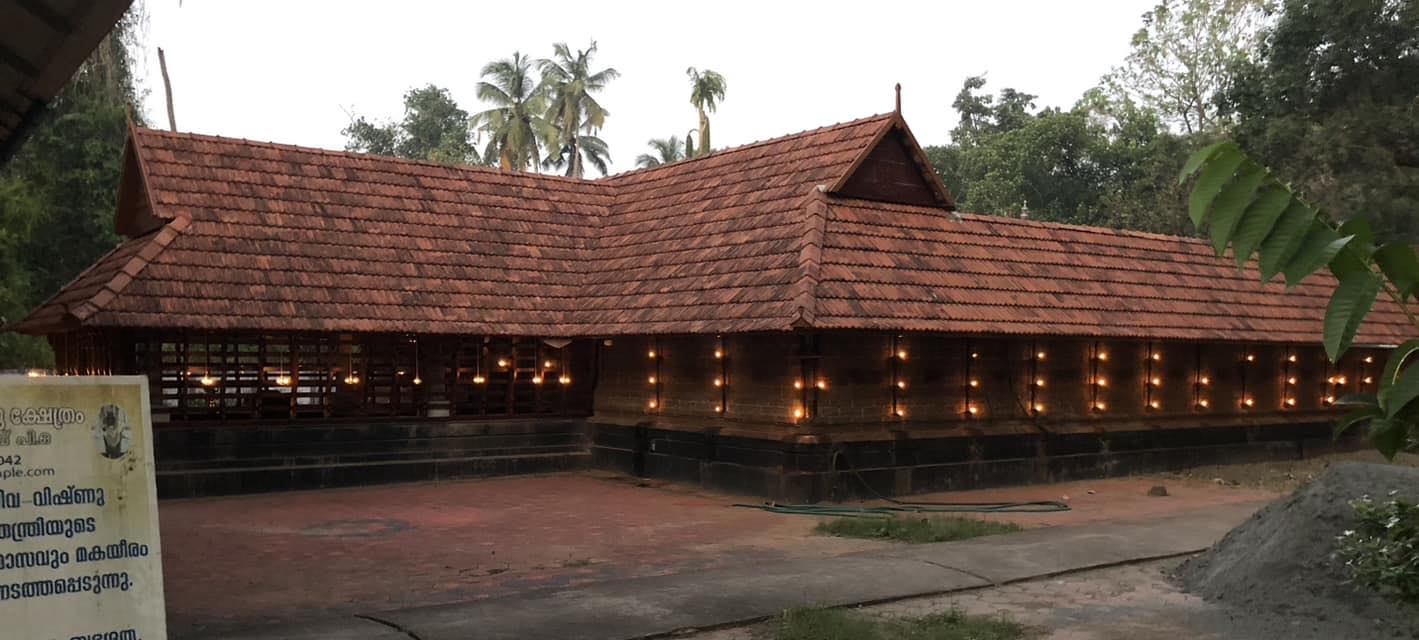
[
  {"x1": 540, "y1": 41, "x2": 619, "y2": 177},
  {"x1": 556, "y1": 125, "x2": 611, "y2": 176},
  {"x1": 686, "y1": 67, "x2": 726, "y2": 157},
  {"x1": 474, "y1": 52, "x2": 552, "y2": 171},
  {"x1": 635, "y1": 136, "x2": 689, "y2": 168}
]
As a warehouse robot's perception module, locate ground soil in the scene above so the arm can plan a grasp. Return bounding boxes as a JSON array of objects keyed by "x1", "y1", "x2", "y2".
[
  {"x1": 1159, "y1": 449, "x2": 1419, "y2": 493},
  {"x1": 1177, "y1": 461, "x2": 1419, "y2": 638}
]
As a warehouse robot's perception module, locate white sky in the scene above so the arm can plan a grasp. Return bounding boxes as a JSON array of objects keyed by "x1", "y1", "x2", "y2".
[{"x1": 135, "y1": 0, "x2": 1158, "y2": 175}]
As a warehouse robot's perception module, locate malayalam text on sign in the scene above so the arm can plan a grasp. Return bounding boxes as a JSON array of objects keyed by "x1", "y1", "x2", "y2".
[{"x1": 0, "y1": 376, "x2": 166, "y2": 640}]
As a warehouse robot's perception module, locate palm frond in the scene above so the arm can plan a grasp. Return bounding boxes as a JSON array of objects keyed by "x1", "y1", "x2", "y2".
[
  {"x1": 475, "y1": 51, "x2": 556, "y2": 172},
  {"x1": 532, "y1": 40, "x2": 618, "y2": 178},
  {"x1": 687, "y1": 67, "x2": 727, "y2": 113},
  {"x1": 635, "y1": 136, "x2": 685, "y2": 168}
]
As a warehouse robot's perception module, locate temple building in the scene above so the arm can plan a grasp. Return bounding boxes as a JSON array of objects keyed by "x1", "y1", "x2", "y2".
[{"x1": 12, "y1": 109, "x2": 1411, "y2": 500}]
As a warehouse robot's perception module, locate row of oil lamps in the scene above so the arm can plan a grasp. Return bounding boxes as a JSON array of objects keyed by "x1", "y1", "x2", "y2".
[
  {"x1": 186, "y1": 356, "x2": 572, "y2": 388},
  {"x1": 644, "y1": 346, "x2": 1375, "y2": 422}
]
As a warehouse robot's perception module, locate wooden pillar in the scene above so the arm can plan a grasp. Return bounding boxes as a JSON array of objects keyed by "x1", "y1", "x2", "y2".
[
  {"x1": 287, "y1": 333, "x2": 298, "y2": 420},
  {"x1": 963, "y1": 337, "x2": 976, "y2": 419},
  {"x1": 793, "y1": 332, "x2": 821, "y2": 422},
  {"x1": 715, "y1": 335, "x2": 727, "y2": 415},
  {"x1": 889, "y1": 334, "x2": 902, "y2": 420},
  {"x1": 426, "y1": 336, "x2": 452, "y2": 418},
  {"x1": 649, "y1": 337, "x2": 662, "y2": 414}
]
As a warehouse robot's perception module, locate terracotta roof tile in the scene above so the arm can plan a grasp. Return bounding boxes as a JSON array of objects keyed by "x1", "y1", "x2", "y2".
[
  {"x1": 16, "y1": 113, "x2": 1412, "y2": 346},
  {"x1": 813, "y1": 199, "x2": 1411, "y2": 344}
]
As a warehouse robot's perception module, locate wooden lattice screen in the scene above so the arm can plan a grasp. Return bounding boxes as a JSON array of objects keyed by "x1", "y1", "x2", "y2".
[{"x1": 112, "y1": 331, "x2": 580, "y2": 424}]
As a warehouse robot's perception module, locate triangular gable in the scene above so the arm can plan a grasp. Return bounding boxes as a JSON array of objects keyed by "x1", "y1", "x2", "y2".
[
  {"x1": 829, "y1": 116, "x2": 956, "y2": 210},
  {"x1": 114, "y1": 125, "x2": 167, "y2": 238}
]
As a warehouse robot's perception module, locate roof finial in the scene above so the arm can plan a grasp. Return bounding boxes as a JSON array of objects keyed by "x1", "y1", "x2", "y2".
[{"x1": 894, "y1": 83, "x2": 902, "y2": 114}]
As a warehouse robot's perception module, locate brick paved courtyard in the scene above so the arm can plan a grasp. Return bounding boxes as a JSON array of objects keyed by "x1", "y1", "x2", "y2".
[{"x1": 159, "y1": 471, "x2": 1279, "y2": 635}]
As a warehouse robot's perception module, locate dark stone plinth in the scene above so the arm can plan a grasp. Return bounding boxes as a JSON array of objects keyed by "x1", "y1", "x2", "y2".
[
  {"x1": 588, "y1": 420, "x2": 1360, "y2": 503},
  {"x1": 155, "y1": 418, "x2": 589, "y2": 498}
]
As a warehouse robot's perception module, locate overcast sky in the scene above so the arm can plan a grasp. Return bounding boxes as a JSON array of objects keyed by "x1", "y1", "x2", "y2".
[{"x1": 135, "y1": 0, "x2": 1158, "y2": 175}]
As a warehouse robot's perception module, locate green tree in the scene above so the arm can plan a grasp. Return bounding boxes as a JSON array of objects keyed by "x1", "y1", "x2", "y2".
[
  {"x1": 926, "y1": 78, "x2": 1193, "y2": 235},
  {"x1": 539, "y1": 41, "x2": 619, "y2": 177},
  {"x1": 686, "y1": 67, "x2": 726, "y2": 157},
  {"x1": 950, "y1": 76, "x2": 1038, "y2": 144},
  {"x1": 0, "y1": 4, "x2": 146, "y2": 369},
  {"x1": 1081, "y1": 90, "x2": 1197, "y2": 235},
  {"x1": 341, "y1": 116, "x2": 398, "y2": 156},
  {"x1": 635, "y1": 136, "x2": 688, "y2": 168},
  {"x1": 1180, "y1": 0, "x2": 1419, "y2": 458},
  {"x1": 1222, "y1": 0, "x2": 1419, "y2": 241},
  {"x1": 1104, "y1": 0, "x2": 1269, "y2": 134},
  {"x1": 474, "y1": 52, "x2": 552, "y2": 171},
  {"x1": 343, "y1": 84, "x2": 477, "y2": 165},
  {"x1": 0, "y1": 177, "x2": 47, "y2": 368}
]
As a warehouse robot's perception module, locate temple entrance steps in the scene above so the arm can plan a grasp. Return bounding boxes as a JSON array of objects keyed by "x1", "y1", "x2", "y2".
[{"x1": 154, "y1": 418, "x2": 590, "y2": 498}]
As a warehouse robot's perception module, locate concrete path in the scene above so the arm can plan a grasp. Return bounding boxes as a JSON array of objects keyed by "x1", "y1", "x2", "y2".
[{"x1": 205, "y1": 500, "x2": 1265, "y2": 640}]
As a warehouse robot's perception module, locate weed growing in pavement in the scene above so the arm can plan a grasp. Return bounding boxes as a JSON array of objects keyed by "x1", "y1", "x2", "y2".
[
  {"x1": 814, "y1": 516, "x2": 1020, "y2": 544},
  {"x1": 775, "y1": 606, "x2": 1027, "y2": 640}
]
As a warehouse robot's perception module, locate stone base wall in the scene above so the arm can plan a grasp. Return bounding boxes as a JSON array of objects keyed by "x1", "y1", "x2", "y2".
[
  {"x1": 155, "y1": 417, "x2": 590, "y2": 498},
  {"x1": 589, "y1": 419, "x2": 1360, "y2": 503}
]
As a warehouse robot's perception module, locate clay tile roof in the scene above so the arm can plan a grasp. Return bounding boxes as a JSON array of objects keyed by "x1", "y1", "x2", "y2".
[
  {"x1": 14, "y1": 114, "x2": 895, "y2": 336},
  {"x1": 814, "y1": 199, "x2": 1412, "y2": 344},
  {"x1": 14, "y1": 112, "x2": 1413, "y2": 346}
]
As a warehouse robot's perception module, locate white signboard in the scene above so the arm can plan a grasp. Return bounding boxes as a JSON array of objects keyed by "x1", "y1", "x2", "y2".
[{"x1": 0, "y1": 375, "x2": 166, "y2": 640}]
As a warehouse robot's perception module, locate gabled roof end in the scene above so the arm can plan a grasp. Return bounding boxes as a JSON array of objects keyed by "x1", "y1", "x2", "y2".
[{"x1": 828, "y1": 114, "x2": 956, "y2": 211}]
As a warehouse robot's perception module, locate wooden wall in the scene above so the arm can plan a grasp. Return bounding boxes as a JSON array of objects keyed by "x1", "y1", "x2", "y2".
[
  {"x1": 55, "y1": 330, "x2": 596, "y2": 423},
  {"x1": 54, "y1": 328, "x2": 1383, "y2": 431},
  {"x1": 592, "y1": 334, "x2": 801, "y2": 425},
  {"x1": 591, "y1": 331, "x2": 1384, "y2": 432}
]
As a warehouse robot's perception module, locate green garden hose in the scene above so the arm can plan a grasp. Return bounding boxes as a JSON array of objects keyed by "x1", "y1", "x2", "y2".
[{"x1": 733, "y1": 500, "x2": 1070, "y2": 518}]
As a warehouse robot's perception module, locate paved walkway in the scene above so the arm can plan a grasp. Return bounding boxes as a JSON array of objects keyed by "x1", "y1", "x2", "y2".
[{"x1": 207, "y1": 500, "x2": 1266, "y2": 640}]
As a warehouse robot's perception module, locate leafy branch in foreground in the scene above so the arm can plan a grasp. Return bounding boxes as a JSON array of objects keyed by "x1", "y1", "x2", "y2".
[{"x1": 1181, "y1": 142, "x2": 1419, "y2": 458}]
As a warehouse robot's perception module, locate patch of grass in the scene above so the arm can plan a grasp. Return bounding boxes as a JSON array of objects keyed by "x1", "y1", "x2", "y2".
[
  {"x1": 776, "y1": 606, "x2": 1027, "y2": 640},
  {"x1": 815, "y1": 516, "x2": 1021, "y2": 543}
]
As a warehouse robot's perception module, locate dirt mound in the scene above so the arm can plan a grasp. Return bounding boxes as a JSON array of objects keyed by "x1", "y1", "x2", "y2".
[{"x1": 1177, "y1": 462, "x2": 1419, "y2": 638}]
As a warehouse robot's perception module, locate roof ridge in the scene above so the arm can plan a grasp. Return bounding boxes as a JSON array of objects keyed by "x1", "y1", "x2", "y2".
[
  {"x1": 6, "y1": 219, "x2": 182, "y2": 333},
  {"x1": 791, "y1": 187, "x2": 831, "y2": 328},
  {"x1": 132, "y1": 126, "x2": 610, "y2": 187},
  {"x1": 73, "y1": 217, "x2": 189, "y2": 323},
  {"x1": 957, "y1": 211, "x2": 1204, "y2": 245},
  {"x1": 601, "y1": 113, "x2": 894, "y2": 182},
  {"x1": 136, "y1": 114, "x2": 889, "y2": 190},
  {"x1": 827, "y1": 203, "x2": 1246, "y2": 267},
  {"x1": 5, "y1": 239, "x2": 130, "y2": 331}
]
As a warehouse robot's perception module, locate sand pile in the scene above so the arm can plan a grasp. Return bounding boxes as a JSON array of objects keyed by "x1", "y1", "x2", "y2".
[{"x1": 1177, "y1": 462, "x2": 1419, "y2": 637}]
